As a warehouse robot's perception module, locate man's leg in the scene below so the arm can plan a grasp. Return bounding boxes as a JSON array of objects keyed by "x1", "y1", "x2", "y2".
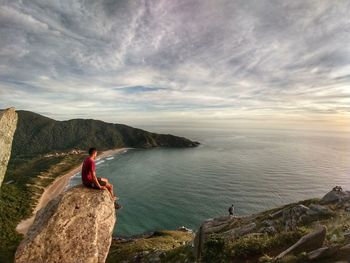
[
  {"x1": 106, "y1": 183, "x2": 114, "y2": 196},
  {"x1": 99, "y1": 178, "x2": 116, "y2": 197},
  {"x1": 97, "y1": 178, "x2": 114, "y2": 198},
  {"x1": 105, "y1": 183, "x2": 117, "y2": 200}
]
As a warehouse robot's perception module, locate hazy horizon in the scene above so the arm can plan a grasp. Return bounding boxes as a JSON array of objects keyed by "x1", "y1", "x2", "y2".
[{"x1": 1, "y1": 1, "x2": 349, "y2": 131}]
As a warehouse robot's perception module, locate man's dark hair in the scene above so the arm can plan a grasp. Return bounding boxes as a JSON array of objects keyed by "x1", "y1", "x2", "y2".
[{"x1": 88, "y1": 147, "x2": 97, "y2": 156}]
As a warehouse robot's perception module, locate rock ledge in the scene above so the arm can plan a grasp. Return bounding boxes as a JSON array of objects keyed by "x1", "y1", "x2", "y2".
[{"x1": 15, "y1": 185, "x2": 116, "y2": 263}]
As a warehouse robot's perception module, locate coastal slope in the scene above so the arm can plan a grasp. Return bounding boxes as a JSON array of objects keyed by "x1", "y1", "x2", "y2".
[{"x1": 11, "y1": 110, "x2": 199, "y2": 158}]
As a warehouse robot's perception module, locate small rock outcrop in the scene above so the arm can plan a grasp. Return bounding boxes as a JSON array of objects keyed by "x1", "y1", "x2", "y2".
[
  {"x1": 15, "y1": 185, "x2": 116, "y2": 263},
  {"x1": 0, "y1": 107, "x2": 18, "y2": 188}
]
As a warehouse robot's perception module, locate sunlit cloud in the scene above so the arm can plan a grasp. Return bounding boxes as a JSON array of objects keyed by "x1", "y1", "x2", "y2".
[{"x1": 0, "y1": 0, "x2": 349, "y2": 129}]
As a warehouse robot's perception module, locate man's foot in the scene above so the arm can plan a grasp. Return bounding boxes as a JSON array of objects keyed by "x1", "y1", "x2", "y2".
[{"x1": 114, "y1": 203, "x2": 123, "y2": 210}]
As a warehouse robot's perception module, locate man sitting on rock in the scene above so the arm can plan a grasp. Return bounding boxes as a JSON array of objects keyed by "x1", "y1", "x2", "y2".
[{"x1": 81, "y1": 147, "x2": 117, "y2": 201}]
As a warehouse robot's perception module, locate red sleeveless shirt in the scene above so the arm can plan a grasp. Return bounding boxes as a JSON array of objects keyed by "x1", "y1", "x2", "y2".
[{"x1": 81, "y1": 157, "x2": 95, "y2": 184}]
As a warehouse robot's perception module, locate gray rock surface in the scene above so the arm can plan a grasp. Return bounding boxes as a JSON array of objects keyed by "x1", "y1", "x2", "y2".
[
  {"x1": 282, "y1": 204, "x2": 310, "y2": 231},
  {"x1": 0, "y1": 107, "x2": 17, "y2": 188},
  {"x1": 321, "y1": 188, "x2": 350, "y2": 204},
  {"x1": 307, "y1": 246, "x2": 337, "y2": 261},
  {"x1": 15, "y1": 184, "x2": 116, "y2": 263},
  {"x1": 276, "y1": 225, "x2": 327, "y2": 259},
  {"x1": 308, "y1": 204, "x2": 332, "y2": 215}
]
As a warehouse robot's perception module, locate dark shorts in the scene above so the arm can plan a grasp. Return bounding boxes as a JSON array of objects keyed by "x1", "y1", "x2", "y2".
[{"x1": 83, "y1": 177, "x2": 107, "y2": 189}]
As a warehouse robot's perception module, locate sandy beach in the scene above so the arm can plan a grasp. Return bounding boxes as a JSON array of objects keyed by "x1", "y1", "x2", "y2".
[{"x1": 16, "y1": 148, "x2": 128, "y2": 235}]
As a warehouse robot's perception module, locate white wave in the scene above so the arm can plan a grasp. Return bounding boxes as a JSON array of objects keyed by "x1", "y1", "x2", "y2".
[
  {"x1": 95, "y1": 160, "x2": 105, "y2": 165},
  {"x1": 65, "y1": 172, "x2": 81, "y2": 191}
]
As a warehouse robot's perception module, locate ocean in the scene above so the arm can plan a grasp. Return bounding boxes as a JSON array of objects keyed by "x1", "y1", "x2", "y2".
[{"x1": 68, "y1": 127, "x2": 350, "y2": 237}]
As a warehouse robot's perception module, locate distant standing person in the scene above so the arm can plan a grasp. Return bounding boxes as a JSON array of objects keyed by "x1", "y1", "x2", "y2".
[
  {"x1": 228, "y1": 204, "x2": 234, "y2": 216},
  {"x1": 81, "y1": 147, "x2": 116, "y2": 201}
]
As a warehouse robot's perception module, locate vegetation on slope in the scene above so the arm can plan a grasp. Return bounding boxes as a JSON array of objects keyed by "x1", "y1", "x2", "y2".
[
  {"x1": 12, "y1": 110, "x2": 199, "y2": 158},
  {"x1": 200, "y1": 198, "x2": 350, "y2": 263},
  {"x1": 0, "y1": 154, "x2": 85, "y2": 263},
  {"x1": 106, "y1": 230, "x2": 194, "y2": 263}
]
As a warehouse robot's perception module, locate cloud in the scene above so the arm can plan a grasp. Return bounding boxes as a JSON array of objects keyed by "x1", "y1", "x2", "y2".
[
  {"x1": 116, "y1": 86, "x2": 167, "y2": 94},
  {"x1": 0, "y1": 0, "x2": 349, "y2": 128}
]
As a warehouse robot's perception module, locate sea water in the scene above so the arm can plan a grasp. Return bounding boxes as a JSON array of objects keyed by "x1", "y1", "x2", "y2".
[{"x1": 68, "y1": 127, "x2": 350, "y2": 237}]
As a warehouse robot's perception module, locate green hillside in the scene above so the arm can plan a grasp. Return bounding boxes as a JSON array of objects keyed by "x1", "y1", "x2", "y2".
[
  {"x1": 0, "y1": 110, "x2": 199, "y2": 262},
  {"x1": 12, "y1": 110, "x2": 199, "y2": 157}
]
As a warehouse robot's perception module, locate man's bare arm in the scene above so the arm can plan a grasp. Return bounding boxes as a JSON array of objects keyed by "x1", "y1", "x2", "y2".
[{"x1": 92, "y1": 171, "x2": 106, "y2": 190}]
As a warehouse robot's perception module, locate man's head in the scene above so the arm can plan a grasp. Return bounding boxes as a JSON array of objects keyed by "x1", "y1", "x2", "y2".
[{"x1": 88, "y1": 147, "x2": 97, "y2": 159}]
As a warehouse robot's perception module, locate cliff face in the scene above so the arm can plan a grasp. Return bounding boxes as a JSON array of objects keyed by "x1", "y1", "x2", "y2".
[
  {"x1": 11, "y1": 110, "x2": 199, "y2": 158},
  {"x1": 0, "y1": 107, "x2": 18, "y2": 187},
  {"x1": 15, "y1": 185, "x2": 116, "y2": 263}
]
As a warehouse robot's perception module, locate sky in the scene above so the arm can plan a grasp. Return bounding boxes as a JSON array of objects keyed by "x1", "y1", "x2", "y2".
[{"x1": 0, "y1": 0, "x2": 349, "y2": 130}]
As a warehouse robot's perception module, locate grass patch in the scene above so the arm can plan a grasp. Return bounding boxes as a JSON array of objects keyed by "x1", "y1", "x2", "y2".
[
  {"x1": 203, "y1": 228, "x2": 309, "y2": 262},
  {"x1": 229, "y1": 230, "x2": 307, "y2": 258},
  {"x1": 106, "y1": 230, "x2": 194, "y2": 263},
  {"x1": 160, "y1": 244, "x2": 195, "y2": 262}
]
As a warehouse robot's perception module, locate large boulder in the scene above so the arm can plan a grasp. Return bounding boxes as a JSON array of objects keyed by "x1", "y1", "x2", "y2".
[
  {"x1": 320, "y1": 187, "x2": 350, "y2": 204},
  {"x1": 15, "y1": 185, "x2": 116, "y2": 263},
  {"x1": 0, "y1": 107, "x2": 17, "y2": 188},
  {"x1": 276, "y1": 225, "x2": 327, "y2": 259}
]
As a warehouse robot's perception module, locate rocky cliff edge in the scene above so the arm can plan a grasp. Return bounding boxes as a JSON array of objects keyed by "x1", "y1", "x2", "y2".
[
  {"x1": 0, "y1": 107, "x2": 17, "y2": 188},
  {"x1": 194, "y1": 186, "x2": 350, "y2": 262},
  {"x1": 15, "y1": 184, "x2": 116, "y2": 263}
]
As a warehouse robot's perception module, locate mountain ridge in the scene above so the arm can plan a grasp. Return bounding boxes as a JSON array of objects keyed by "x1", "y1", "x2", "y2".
[{"x1": 11, "y1": 110, "x2": 199, "y2": 158}]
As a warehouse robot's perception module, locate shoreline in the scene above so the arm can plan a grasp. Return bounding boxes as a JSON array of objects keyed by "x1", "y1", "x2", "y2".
[{"x1": 16, "y1": 147, "x2": 129, "y2": 235}]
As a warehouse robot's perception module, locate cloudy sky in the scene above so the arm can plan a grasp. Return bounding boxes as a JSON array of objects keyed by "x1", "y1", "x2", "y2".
[{"x1": 0, "y1": 0, "x2": 349, "y2": 130}]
